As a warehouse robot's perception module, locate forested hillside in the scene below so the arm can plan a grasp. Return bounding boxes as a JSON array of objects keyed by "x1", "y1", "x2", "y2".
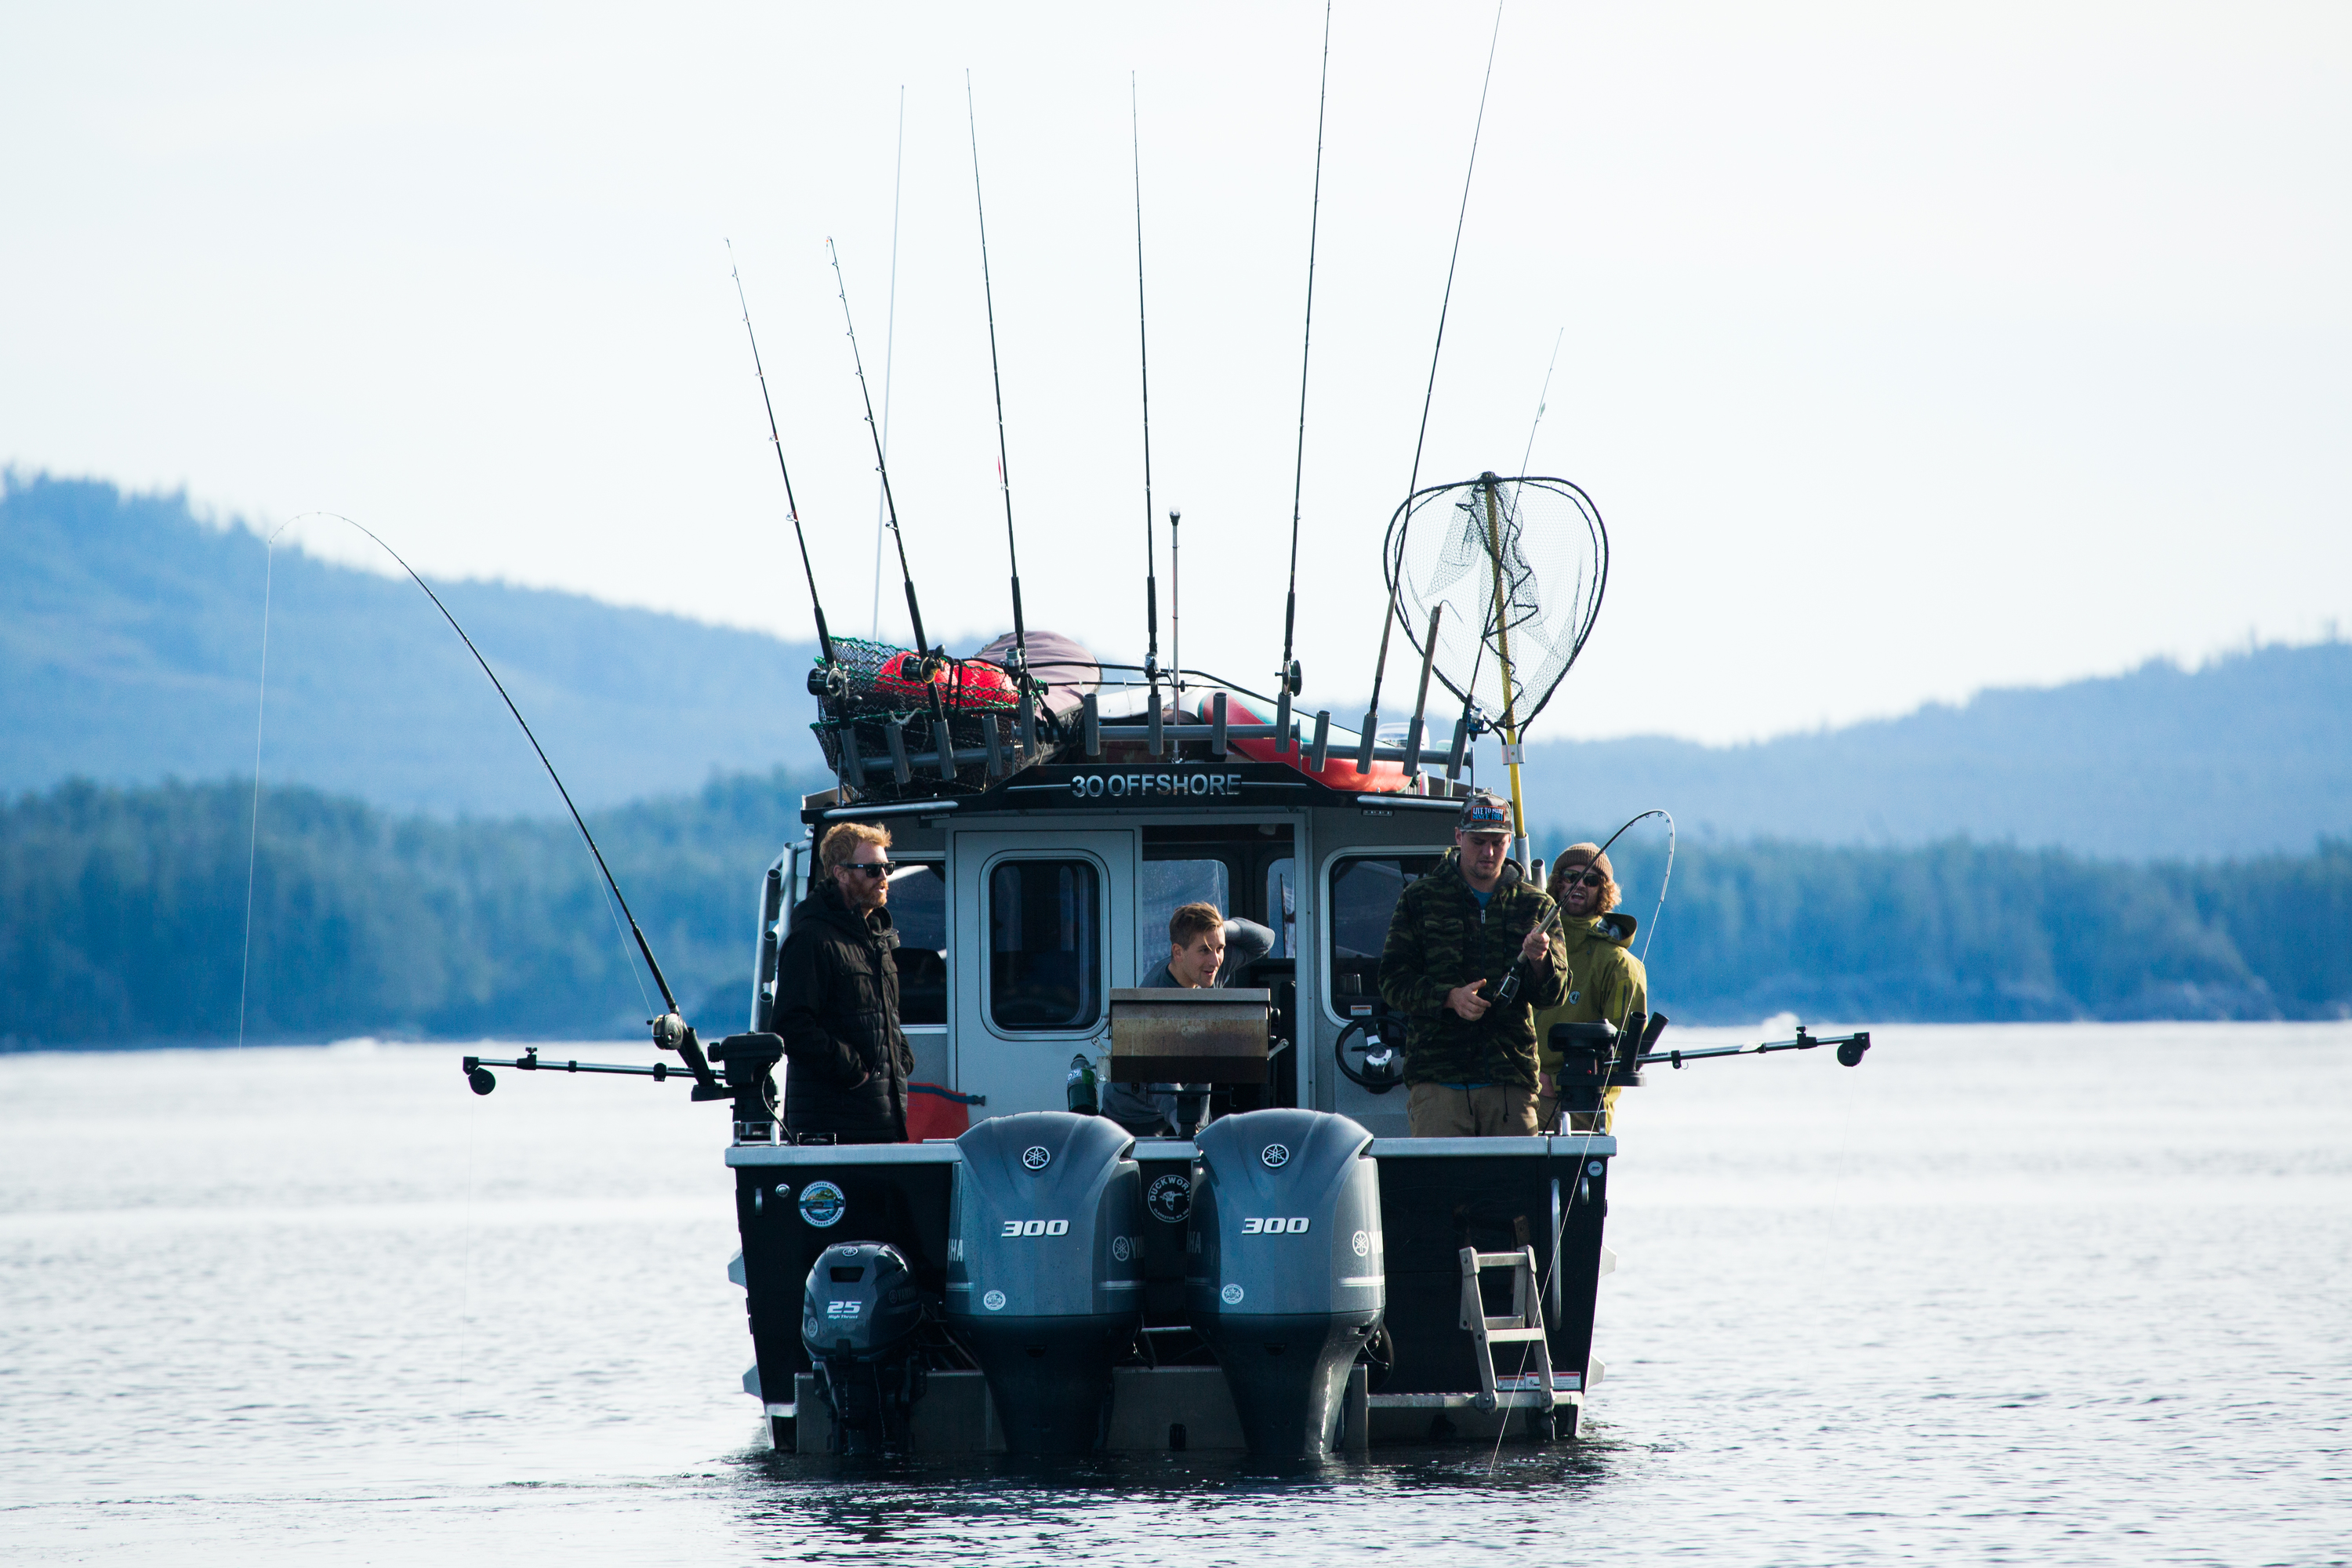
[
  {"x1": 0, "y1": 472, "x2": 828, "y2": 815},
  {"x1": 5, "y1": 772, "x2": 2345, "y2": 1047}
]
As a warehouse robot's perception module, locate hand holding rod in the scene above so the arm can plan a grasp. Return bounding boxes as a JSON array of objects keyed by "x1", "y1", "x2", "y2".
[{"x1": 1493, "y1": 902, "x2": 1562, "y2": 1007}]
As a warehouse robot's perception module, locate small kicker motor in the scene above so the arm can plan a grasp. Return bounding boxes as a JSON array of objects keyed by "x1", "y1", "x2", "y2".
[{"x1": 800, "y1": 1241, "x2": 929, "y2": 1454}]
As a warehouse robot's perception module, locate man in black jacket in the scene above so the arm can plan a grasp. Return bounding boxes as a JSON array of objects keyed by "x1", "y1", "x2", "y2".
[{"x1": 775, "y1": 821, "x2": 913, "y2": 1142}]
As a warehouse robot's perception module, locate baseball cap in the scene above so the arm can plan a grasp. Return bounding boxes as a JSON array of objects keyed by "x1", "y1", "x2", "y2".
[{"x1": 1457, "y1": 792, "x2": 1512, "y2": 837}]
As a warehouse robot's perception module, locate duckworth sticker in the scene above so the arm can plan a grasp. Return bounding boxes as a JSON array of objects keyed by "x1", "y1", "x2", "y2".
[
  {"x1": 1147, "y1": 1173, "x2": 1192, "y2": 1225},
  {"x1": 797, "y1": 1181, "x2": 846, "y2": 1229}
]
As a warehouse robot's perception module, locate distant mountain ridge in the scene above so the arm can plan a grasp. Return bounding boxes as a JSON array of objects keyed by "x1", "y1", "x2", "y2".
[
  {"x1": 7, "y1": 472, "x2": 2349, "y2": 855},
  {"x1": 1517, "y1": 640, "x2": 2352, "y2": 860},
  {"x1": 2, "y1": 473, "x2": 831, "y2": 815}
]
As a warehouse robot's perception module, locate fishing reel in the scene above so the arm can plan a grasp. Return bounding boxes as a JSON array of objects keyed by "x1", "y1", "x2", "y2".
[
  {"x1": 1333, "y1": 1005, "x2": 1407, "y2": 1094},
  {"x1": 806, "y1": 662, "x2": 848, "y2": 700}
]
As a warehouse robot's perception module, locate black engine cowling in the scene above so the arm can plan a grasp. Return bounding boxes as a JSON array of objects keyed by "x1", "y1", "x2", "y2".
[{"x1": 800, "y1": 1240, "x2": 927, "y2": 1454}]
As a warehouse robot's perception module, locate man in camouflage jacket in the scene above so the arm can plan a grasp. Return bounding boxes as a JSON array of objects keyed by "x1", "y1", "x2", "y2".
[{"x1": 1377, "y1": 792, "x2": 1569, "y2": 1137}]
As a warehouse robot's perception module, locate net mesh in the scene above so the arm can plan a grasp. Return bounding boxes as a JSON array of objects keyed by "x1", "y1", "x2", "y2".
[{"x1": 1382, "y1": 475, "x2": 1607, "y2": 738}]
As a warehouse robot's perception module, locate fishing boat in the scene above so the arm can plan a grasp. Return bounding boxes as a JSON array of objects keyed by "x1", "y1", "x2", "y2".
[{"x1": 452, "y1": 24, "x2": 1869, "y2": 1464}]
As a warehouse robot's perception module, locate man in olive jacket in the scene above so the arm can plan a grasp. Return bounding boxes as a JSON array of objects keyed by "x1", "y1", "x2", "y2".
[
  {"x1": 1377, "y1": 792, "x2": 1569, "y2": 1137},
  {"x1": 775, "y1": 822, "x2": 914, "y2": 1143}
]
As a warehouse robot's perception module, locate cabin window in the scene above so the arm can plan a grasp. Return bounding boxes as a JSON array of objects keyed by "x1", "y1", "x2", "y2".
[
  {"x1": 887, "y1": 860, "x2": 947, "y2": 1026},
  {"x1": 1327, "y1": 854, "x2": 1443, "y2": 1015},
  {"x1": 988, "y1": 859, "x2": 1103, "y2": 1032},
  {"x1": 1137, "y1": 858, "x2": 1229, "y2": 979}
]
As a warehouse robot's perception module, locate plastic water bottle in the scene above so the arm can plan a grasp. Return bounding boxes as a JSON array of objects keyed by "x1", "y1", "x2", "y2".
[{"x1": 1065, "y1": 1053, "x2": 1099, "y2": 1116}]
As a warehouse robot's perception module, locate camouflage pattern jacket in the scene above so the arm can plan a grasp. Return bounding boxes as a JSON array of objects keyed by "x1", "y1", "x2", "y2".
[{"x1": 1377, "y1": 851, "x2": 1568, "y2": 1090}]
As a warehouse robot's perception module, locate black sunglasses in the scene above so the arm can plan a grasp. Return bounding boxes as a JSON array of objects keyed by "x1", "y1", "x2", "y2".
[
  {"x1": 1559, "y1": 869, "x2": 1605, "y2": 888},
  {"x1": 841, "y1": 861, "x2": 898, "y2": 878}
]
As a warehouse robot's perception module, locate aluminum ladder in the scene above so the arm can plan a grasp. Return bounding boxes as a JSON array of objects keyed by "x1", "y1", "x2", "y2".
[{"x1": 1459, "y1": 1243, "x2": 1555, "y2": 1416}]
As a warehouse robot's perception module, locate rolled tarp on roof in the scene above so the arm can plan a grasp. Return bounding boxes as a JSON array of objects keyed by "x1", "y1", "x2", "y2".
[{"x1": 971, "y1": 630, "x2": 1099, "y2": 717}]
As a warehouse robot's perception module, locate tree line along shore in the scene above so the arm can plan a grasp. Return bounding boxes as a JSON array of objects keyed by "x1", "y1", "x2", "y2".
[{"x1": 2, "y1": 772, "x2": 2346, "y2": 1048}]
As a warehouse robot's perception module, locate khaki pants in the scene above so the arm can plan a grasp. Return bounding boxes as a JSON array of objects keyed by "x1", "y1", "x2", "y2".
[
  {"x1": 1407, "y1": 1082, "x2": 1539, "y2": 1138},
  {"x1": 1536, "y1": 1083, "x2": 1624, "y2": 1134}
]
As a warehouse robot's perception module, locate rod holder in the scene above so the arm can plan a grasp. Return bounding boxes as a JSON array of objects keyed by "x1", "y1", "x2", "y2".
[
  {"x1": 1446, "y1": 702, "x2": 1472, "y2": 780},
  {"x1": 1210, "y1": 691, "x2": 1229, "y2": 759},
  {"x1": 1148, "y1": 689, "x2": 1164, "y2": 757},
  {"x1": 1083, "y1": 692, "x2": 1102, "y2": 758},
  {"x1": 884, "y1": 717, "x2": 913, "y2": 784},
  {"x1": 927, "y1": 688, "x2": 957, "y2": 781},
  {"x1": 983, "y1": 713, "x2": 1006, "y2": 777},
  {"x1": 1310, "y1": 711, "x2": 1331, "y2": 771},
  {"x1": 1402, "y1": 717, "x2": 1425, "y2": 776},
  {"x1": 1274, "y1": 687, "x2": 1293, "y2": 753},
  {"x1": 1355, "y1": 706, "x2": 1378, "y2": 775}
]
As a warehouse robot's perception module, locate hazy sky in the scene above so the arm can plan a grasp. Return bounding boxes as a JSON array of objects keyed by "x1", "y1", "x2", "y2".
[{"x1": 5, "y1": 2, "x2": 2348, "y2": 744}]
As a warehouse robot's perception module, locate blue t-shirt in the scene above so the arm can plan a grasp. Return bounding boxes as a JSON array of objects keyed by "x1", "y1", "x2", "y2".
[{"x1": 1468, "y1": 885, "x2": 1492, "y2": 914}]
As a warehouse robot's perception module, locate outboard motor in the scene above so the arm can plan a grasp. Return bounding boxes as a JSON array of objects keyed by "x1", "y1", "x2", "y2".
[
  {"x1": 1189, "y1": 1109, "x2": 1384, "y2": 1461},
  {"x1": 800, "y1": 1241, "x2": 927, "y2": 1454},
  {"x1": 945, "y1": 1112, "x2": 1142, "y2": 1453}
]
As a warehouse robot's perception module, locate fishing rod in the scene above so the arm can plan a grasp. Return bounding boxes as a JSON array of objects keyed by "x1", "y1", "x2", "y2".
[
  {"x1": 1519, "y1": 325, "x2": 1564, "y2": 478},
  {"x1": 274, "y1": 514, "x2": 720, "y2": 1094},
  {"x1": 966, "y1": 72, "x2": 1030, "y2": 691},
  {"x1": 727, "y1": 241, "x2": 834, "y2": 669},
  {"x1": 1358, "y1": 0, "x2": 1505, "y2": 775},
  {"x1": 829, "y1": 236, "x2": 935, "y2": 669},
  {"x1": 872, "y1": 85, "x2": 906, "y2": 641},
  {"x1": 1132, "y1": 74, "x2": 1163, "y2": 754},
  {"x1": 1277, "y1": 0, "x2": 1332, "y2": 752}
]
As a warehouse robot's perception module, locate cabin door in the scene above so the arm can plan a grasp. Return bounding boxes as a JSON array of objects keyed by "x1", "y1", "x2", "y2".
[{"x1": 950, "y1": 828, "x2": 1137, "y2": 1118}]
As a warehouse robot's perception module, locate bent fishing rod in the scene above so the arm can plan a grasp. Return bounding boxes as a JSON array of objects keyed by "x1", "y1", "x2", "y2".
[
  {"x1": 829, "y1": 236, "x2": 937, "y2": 670},
  {"x1": 288, "y1": 515, "x2": 720, "y2": 1094},
  {"x1": 728, "y1": 241, "x2": 836, "y2": 670},
  {"x1": 1132, "y1": 74, "x2": 1165, "y2": 751}
]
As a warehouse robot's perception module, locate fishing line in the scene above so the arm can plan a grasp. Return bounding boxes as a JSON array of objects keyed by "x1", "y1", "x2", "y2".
[
  {"x1": 1361, "y1": 0, "x2": 1505, "y2": 769},
  {"x1": 1486, "y1": 805, "x2": 1675, "y2": 1473},
  {"x1": 1276, "y1": 0, "x2": 1333, "y2": 746},
  {"x1": 234, "y1": 526, "x2": 284, "y2": 1053},
  {"x1": 1132, "y1": 74, "x2": 1160, "y2": 699},
  {"x1": 965, "y1": 71, "x2": 1029, "y2": 679},
  {"x1": 728, "y1": 241, "x2": 834, "y2": 668},
  {"x1": 873, "y1": 85, "x2": 906, "y2": 643},
  {"x1": 1518, "y1": 327, "x2": 1566, "y2": 479},
  {"x1": 249, "y1": 514, "x2": 695, "y2": 1039},
  {"x1": 829, "y1": 238, "x2": 934, "y2": 664}
]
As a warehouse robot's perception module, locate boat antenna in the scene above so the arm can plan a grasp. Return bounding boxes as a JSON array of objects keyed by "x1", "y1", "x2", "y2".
[
  {"x1": 871, "y1": 85, "x2": 906, "y2": 641},
  {"x1": 1519, "y1": 325, "x2": 1564, "y2": 478},
  {"x1": 1133, "y1": 74, "x2": 1160, "y2": 696},
  {"x1": 1357, "y1": 0, "x2": 1504, "y2": 773},
  {"x1": 966, "y1": 71, "x2": 1029, "y2": 684},
  {"x1": 828, "y1": 236, "x2": 934, "y2": 666},
  {"x1": 1276, "y1": 0, "x2": 1333, "y2": 750},
  {"x1": 726, "y1": 240, "x2": 834, "y2": 668}
]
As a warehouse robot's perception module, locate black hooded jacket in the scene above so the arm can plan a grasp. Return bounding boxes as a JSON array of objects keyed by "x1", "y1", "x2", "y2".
[{"x1": 775, "y1": 875, "x2": 913, "y2": 1141}]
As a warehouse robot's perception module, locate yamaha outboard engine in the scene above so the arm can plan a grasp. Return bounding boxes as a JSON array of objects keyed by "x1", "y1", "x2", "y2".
[
  {"x1": 945, "y1": 1112, "x2": 1142, "y2": 1453},
  {"x1": 1189, "y1": 1109, "x2": 1384, "y2": 1461},
  {"x1": 800, "y1": 1241, "x2": 927, "y2": 1454}
]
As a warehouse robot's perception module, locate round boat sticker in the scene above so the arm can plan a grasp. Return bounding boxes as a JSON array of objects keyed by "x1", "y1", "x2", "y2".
[
  {"x1": 1221, "y1": 1283, "x2": 1245, "y2": 1305},
  {"x1": 982, "y1": 1289, "x2": 1007, "y2": 1312},
  {"x1": 797, "y1": 1180, "x2": 846, "y2": 1229},
  {"x1": 1261, "y1": 1143, "x2": 1290, "y2": 1169},
  {"x1": 1147, "y1": 1173, "x2": 1192, "y2": 1224},
  {"x1": 1111, "y1": 1235, "x2": 1132, "y2": 1263},
  {"x1": 1587, "y1": 1160, "x2": 1605, "y2": 1177},
  {"x1": 1351, "y1": 1229, "x2": 1370, "y2": 1258},
  {"x1": 1022, "y1": 1145, "x2": 1052, "y2": 1171}
]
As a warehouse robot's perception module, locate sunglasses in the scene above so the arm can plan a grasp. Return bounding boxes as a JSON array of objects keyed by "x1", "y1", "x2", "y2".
[
  {"x1": 841, "y1": 861, "x2": 898, "y2": 878},
  {"x1": 1559, "y1": 869, "x2": 1605, "y2": 888}
]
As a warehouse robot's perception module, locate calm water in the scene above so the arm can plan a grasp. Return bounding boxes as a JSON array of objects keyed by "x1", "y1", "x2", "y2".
[{"x1": 4, "y1": 1024, "x2": 2348, "y2": 1566}]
